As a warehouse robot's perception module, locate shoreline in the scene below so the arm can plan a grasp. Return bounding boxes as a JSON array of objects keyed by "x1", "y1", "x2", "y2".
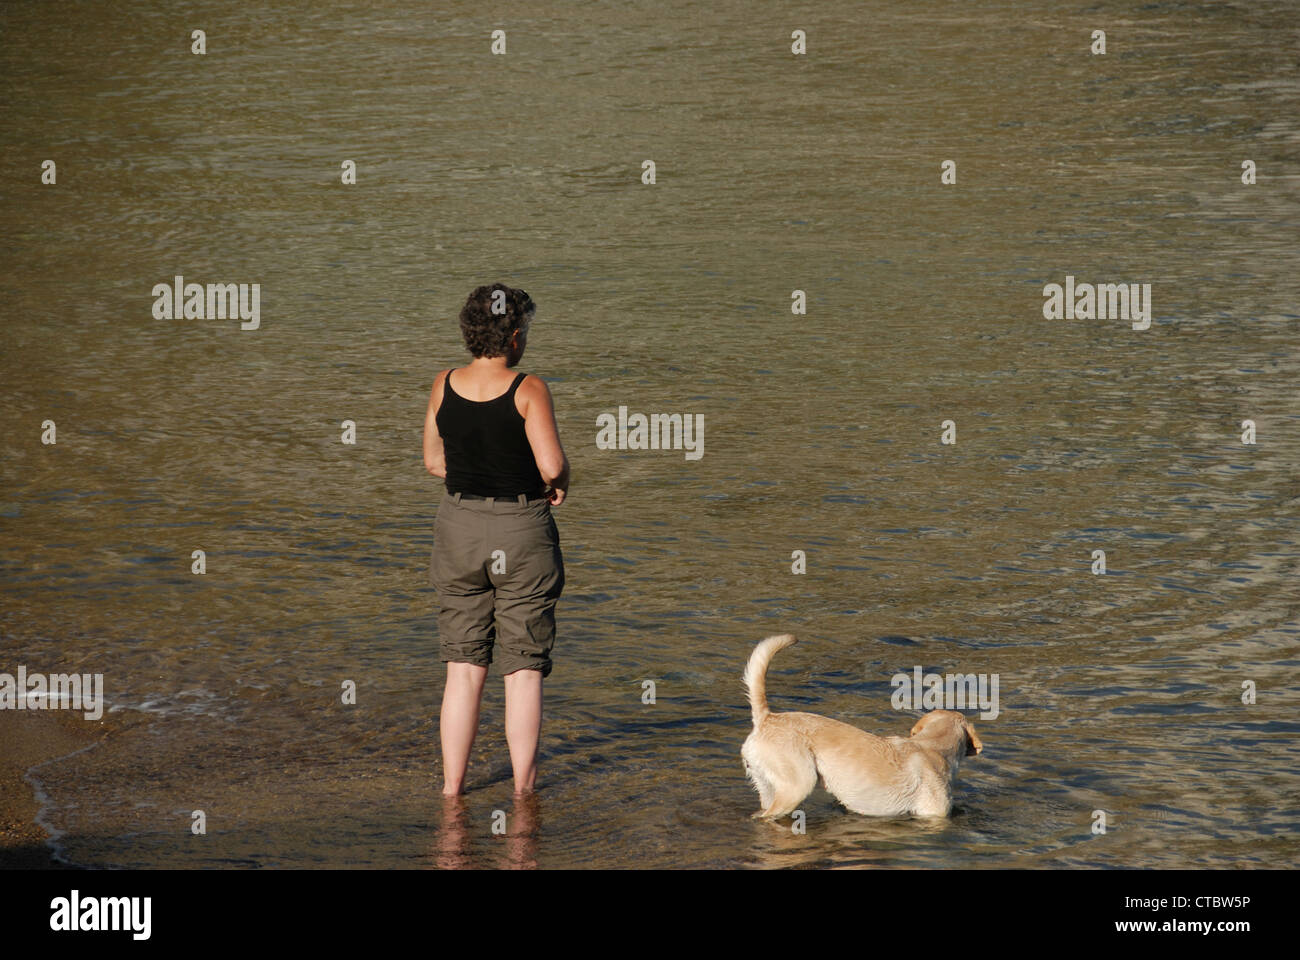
[{"x1": 0, "y1": 708, "x2": 112, "y2": 869}]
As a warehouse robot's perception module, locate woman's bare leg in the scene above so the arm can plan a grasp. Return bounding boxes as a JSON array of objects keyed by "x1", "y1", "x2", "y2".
[
  {"x1": 504, "y1": 668, "x2": 543, "y2": 793},
  {"x1": 441, "y1": 662, "x2": 488, "y2": 795}
]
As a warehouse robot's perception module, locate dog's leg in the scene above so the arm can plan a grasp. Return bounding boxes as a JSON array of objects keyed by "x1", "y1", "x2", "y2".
[
  {"x1": 749, "y1": 776, "x2": 777, "y2": 819},
  {"x1": 755, "y1": 751, "x2": 817, "y2": 819},
  {"x1": 744, "y1": 763, "x2": 776, "y2": 815},
  {"x1": 911, "y1": 780, "x2": 953, "y2": 818},
  {"x1": 759, "y1": 784, "x2": 812, "y2": 819},
  {"x1": 742, "y1": 738, "x2": 778, "y2": 816}
]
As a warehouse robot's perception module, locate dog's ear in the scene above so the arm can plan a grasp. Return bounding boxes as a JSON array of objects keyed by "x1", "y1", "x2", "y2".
[
  {"x1": 963, "y1": 721, "x2": 983, "y2": 756},
  {"x1": 910, "y1": 711, "x2": 950, "y2": 738}
]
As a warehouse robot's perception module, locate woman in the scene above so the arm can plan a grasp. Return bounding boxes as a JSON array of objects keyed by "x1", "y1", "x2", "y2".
[{"x1": 424, "y1": 283, "x2": 569, "y2": 796}]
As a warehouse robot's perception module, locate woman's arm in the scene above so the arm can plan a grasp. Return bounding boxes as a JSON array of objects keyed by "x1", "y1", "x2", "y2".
[
  {"x1": 423, "y1": 370, "x2": 448, "y2": 477},
  {"x1": 519, "y1": 375, "x2": 570, "y2": 505}
]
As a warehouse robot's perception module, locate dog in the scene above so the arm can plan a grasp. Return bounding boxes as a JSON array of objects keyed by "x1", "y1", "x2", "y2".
[{"x1": 741, "y1": 634, "x2": 983, "y2": 819}]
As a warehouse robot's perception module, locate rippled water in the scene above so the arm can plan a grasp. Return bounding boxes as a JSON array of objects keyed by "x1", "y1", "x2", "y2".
[{"x1": 2, "y1": 0, "x2": 1298, "y2": 868}]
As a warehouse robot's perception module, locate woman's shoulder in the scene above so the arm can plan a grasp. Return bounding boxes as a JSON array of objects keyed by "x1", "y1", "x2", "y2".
[
  {"x1": 514, "y1": 371, "x2": 552, "y2": 394},
  {"x1": 513, "y1": 371, "x2": 554, "y2": 416},
  {"x1": 429, "y1": 367, "x2": 456, "y2": 405}
]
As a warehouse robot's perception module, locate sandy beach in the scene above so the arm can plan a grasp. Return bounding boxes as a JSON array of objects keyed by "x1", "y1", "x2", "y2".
[{"x1": 0, "y1": 710, "x2": 110, "y2": 869}]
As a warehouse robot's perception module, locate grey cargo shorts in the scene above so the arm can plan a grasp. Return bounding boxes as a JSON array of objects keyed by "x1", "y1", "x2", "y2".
[{"x1": 430, "y1": 491, "x2": 565, "y2": 677}]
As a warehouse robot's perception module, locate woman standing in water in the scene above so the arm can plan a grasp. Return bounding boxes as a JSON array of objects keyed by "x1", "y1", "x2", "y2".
[{"x1": 424, "y1": 283, "x2": 569, "y2": 795}]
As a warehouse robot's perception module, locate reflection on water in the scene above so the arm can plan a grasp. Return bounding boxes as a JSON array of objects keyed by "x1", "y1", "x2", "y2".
[{"x1": 1, "y1": 0, "x2": 1298, "y2": 868}]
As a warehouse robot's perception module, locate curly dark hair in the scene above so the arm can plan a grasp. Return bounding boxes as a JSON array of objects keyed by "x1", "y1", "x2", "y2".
[{"x1": 458, "y1": 283, "x2": 535, "y2": 358}]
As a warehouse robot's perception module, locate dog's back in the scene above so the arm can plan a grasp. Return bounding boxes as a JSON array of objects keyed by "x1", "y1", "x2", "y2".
[
  {"x1": 756, "y1": 709, "x2": 925, "y2": 817},
  {"x1": 742, "y1": 635, "x2": 982, "y2": 819}
]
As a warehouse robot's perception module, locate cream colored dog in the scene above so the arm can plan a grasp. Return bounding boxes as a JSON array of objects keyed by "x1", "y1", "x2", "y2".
[{"x1": 741, "y1": 634, "x2": 983, "y2": 819}]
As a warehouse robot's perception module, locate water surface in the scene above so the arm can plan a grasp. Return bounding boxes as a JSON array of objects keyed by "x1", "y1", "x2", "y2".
[{"x1": 1, "y1": 0, "x2": 1298, "y2": 868}]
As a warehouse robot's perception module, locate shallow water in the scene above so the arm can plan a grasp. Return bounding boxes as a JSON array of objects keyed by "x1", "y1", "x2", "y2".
[{"x1": 1, "y1": 0, "x2": 1298, "y2": 868}]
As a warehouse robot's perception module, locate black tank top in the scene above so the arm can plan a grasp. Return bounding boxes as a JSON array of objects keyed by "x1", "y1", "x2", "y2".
[{"x1": 436, "y1": 370, "x2": 546, "y2": 497}]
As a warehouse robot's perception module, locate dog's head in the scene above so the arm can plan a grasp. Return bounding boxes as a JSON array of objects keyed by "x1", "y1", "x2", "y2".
[{"x1": 910, "y1": 710, "x2": 983, "y2": 757}]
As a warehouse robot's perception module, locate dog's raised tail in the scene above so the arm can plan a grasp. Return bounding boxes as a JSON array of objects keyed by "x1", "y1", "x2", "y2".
[{"x1": 743, "y1": 633, "x2": 798, "y2": 725}]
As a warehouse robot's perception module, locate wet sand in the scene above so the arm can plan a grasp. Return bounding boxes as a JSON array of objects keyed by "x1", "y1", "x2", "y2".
[{"x1": 0, "y1": 710, "x2": 110, "y2": 869}]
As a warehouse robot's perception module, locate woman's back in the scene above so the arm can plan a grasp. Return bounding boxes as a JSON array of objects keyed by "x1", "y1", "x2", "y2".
[
  {"x1": 443, "y1": 364, "x2": 528, "y2": 404},
  {"x1": 436, "y1": 367, "x2": 546, "y2": 499}
]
